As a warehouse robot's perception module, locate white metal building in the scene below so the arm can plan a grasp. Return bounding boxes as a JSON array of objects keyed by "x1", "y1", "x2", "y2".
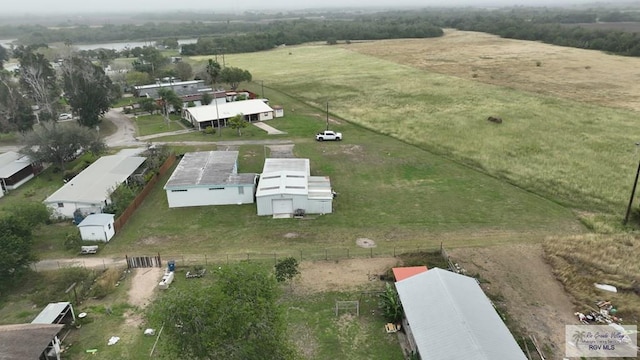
[
  {"x1": 395, "y1": 268, "x2": 528, "y2": 360},
  {"x1": 182, "y1": 99, "x2": 274, "y2": 130},
  {"x1": 44, "y1": 155, "x2": 146, "y2": 218},
  {"x1": 0, "y1": 151, "x2": 38, "y2": 197},
  {"x1": 77, "y1": 213, "x2": 116, "y2": 242},
  {"x1": 164, "y1": 151, "x2": 256, "y2": 208},
  {"x1": 256, "y1": 158, "x2": 333, "y2": 217}
]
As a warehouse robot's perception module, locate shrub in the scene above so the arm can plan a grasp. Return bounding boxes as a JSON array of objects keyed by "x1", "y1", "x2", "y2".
[
  {"x1": 90, "y1": 267, "x2": 122, "y2": 299},
  {"x1": 203, "y1": 126, "x2": 216, "y2": 135}
]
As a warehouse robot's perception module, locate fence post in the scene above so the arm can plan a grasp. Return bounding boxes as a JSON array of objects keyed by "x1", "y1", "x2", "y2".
[
  {"x1": 347, "y1": 248, "x2": 349, "y2": 259},
  {"x1": 370, "y1": 248, "x2": 373, "y2": 258},
  {"x1": 227, "y1": 254, "x2": 229, "y2": 265},
  {"x1": 274, "y1": 253, "x2": 277, "y2": 265},
  {"x1": 300, "y1": 250, "x2": 303, "y2": 262},
  {"x1": 182, "y1": 255, "x2": 185, "y2": 265},
  {"x1": 325, "y1": 249, "x2": 328, "y2": 261},
  {"x1": 393, "y1": 246, "x2": 396, "y2": 257},
  {"x1": 57, "y1": 261, "x2": 60, "y2": 269},
  {"x1": 247, "y1": 253, "x2": 250, "y2": 261},
  {"x1": 103, "y1": 259, "x2": 106, "y2": 270},
  {"x1": 205, "y1": 255, "x2": 208, "y2": 266}
]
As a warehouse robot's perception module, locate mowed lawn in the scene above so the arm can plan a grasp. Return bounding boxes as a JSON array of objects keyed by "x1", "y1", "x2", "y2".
[
  {"x1": 106, "y1": 113, "x2": 579, "y2": 258},
  {"x1": 200, "y1": 44, "x2": 640, "y2": 215}
]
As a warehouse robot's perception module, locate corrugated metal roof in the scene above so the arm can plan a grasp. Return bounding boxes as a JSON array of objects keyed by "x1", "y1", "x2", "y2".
[
  {"x1": 31, "y1": 302, "x2": 71, "y2": 324},
  {"x1": 185, "y1": 99, "x2": 273, "y2": 122},
  {"x1": 256, "y1": 159, "x2": 310, "y2": 197},
  {"x1": 0, "y1": 151, "x2": 31, "y2": 178},
  {"x1": 44, "y1": 155, "x2": 146, "y2": 204},
  {"x1": 308, "y1": 176, "x2": 332, "y2": 199},
  {"x1": 77, "y1": 213, "x2": 115, "y2": 227},
  {"x1": 395, "y1": 268, "x2": 528, "y2": 360},
  {"x1": 164, "y1": 151, "x2": 254, "y2": 188},
  {"x1": 0, "y1": 323, "x2": 64, "y2": 359}
]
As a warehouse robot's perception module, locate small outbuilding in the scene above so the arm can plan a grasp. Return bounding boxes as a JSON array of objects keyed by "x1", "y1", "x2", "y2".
[
  {"x1": 164, "y1": 151, "x2": 256, "y2": 208},
  {"x1": 395, "y1": 268, "x2": 527, "y2": 360},
  {"x1": 31, "y1": 302, "x2": 76, "y2": 326},
  {"x1": 0, "y1": 323, "x2": 65, "y2": 360},
  {"x1": 77, "y1": 213, "x2": 116, "y2": 242},
  {"x1": 272, "y1": 105, "x2": 284, "y2": 118},
  {"x1": 256, "y1": 158, "x2": 333, "y2": 217},
  {"x1": 0, "y1": 151, "x2": 40, "y2": 197}
]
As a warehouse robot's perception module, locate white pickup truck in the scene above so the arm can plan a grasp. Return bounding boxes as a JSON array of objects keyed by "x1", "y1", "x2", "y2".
[{"x1": 316, "y1": 130, "x2": 342, "y2": 141}]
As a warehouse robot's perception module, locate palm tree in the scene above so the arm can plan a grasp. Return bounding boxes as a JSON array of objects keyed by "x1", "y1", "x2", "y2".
[{"x1": 156, "y1": 88, "x2": 182, "y2": 127}]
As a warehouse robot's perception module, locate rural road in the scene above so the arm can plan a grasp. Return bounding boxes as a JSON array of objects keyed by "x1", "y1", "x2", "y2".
[{"x1": 33, "y1": 257, "x2": 127, "y2": 272}]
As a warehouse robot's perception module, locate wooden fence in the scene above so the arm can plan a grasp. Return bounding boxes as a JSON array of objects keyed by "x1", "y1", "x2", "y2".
[
  {"x1": 126, "y1": 254, "x2": 162, "y2": 269},
  {"x1": 114, "y1": 154, "x2": 176, "y2": 232}
]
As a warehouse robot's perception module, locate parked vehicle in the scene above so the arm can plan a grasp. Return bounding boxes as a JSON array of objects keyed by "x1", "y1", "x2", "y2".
[
  {"x1": 316, "y1": 130, "x2": 342, "y2": 141},
  {"x1": 58, "y1": 113, "x2": 73, "y2": 120}
]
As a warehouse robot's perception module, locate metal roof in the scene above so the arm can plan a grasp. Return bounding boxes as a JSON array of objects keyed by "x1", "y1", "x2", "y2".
[
  {"x1": 31, "y1": 302, "x2": 72, "y2": 324},
  {"x1": 44, "y1": 155, "x2": 146, "y2": 204},
  {"x1": 77, "y1": 213, "x2": 115, "y2": 227},
  {"x1": 184, "y1": 99, "x2": 273, "y2": 123},
  {"x1": 0, "y1": 151, "x2": 31, "y2": 178},
  {"x1": 308, "y1": 176, "x2": 332, "y2": 200},
  {"x1": 164, "y1": 151, "x2": 254, "y2": 188},
  {"x1": 395, "y1": 268, "x2": 528, "y2": 360},
  {"x1": 0, "y1": 323, "x2": 64, "y2": 359},
  {"x1": 392, "y1": 266, "x2": 428, "y2": 281},
  {"x1": 256, "y1": 159, "x2": 311, "y2": 197}
]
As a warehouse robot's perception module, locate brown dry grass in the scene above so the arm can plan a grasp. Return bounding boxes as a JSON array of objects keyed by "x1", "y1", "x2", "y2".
[
  {"x1": 543, "y1": 234, "x2": 640, "y2": 325},
  {"x1": 346, "y1": 29, "x2": 640, "y2": 112}
]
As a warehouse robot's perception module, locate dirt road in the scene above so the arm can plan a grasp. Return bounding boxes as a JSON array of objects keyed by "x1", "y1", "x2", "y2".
[
  {"x1": 32, "y1": 257, "x2": 127, "y2": 271},
  {"x1": 104, "y1": 107, "x2": 139, "y2": 147}
]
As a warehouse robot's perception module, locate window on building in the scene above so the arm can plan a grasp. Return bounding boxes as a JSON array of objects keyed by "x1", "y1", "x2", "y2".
[
  {"x1": 209, "y1": 187, "x2": 224, "y2": 190},
  {"x1": 171, "y1": 189, "x2": 188, "y2": 192},
  {"x1": 238, "y1": 187, "x2": 244, "y2": 195},
  {"x1": 57, "y1": 203, "x2": 64, "y2": 207}
]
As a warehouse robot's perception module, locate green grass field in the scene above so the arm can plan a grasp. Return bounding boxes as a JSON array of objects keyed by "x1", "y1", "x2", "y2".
[
  {"x1": 198, "y1": 45, "x2": 640, "y2": 216},
  {"x1": 133, "y1": 114, "x2": 183, "y2": 136}
]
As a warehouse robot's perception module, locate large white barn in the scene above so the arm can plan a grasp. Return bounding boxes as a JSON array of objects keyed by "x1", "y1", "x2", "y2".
[
  {"x1": 182, "y1": 99, "x2": 274, "y2": 130},
  {"x1": 44, "y1": 155, "x2": 146, "y2": 218},
  {"x1": 164, "y1": 151, "x2": 256, "y2": 208},
  {"x1": 256, "y1": 158, "x2": 333, "y2": 217}
]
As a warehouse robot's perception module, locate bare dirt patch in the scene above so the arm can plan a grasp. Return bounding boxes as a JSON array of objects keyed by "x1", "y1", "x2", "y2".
[
  {"x1": 128, "y1": 267, "x2": 164, "y2": 309},
  {"x1": 311, "y1": 113, "x2": 342, "y2": 125},
  {"x1": 267, "y1": 144, "x2": 295, "y2": 158},
  {"x1": 283, "y1": 232, "x2": 299, "y2": 239},
  {"x1": 347, "y1": 29, "x2": 640, "y2": 111},
  {"x1": 294, "y1": 257, "x2": 399, "y2": 294},
  {"x1": 355, "y1": 238, "x2": 376, "y2": 248},
  {"x1": 447, "y1": 243, "x2": 577, "y2": 360}
]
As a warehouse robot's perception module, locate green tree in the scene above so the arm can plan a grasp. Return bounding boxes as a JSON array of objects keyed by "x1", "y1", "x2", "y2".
[
  {"x1": 61, "y1": 56, "x2": 115, "y2": 128},
  {"x1": 228, "y1": 114, "x2": 247, "y2": 136},
  {"x1": 13, "y1": 46, "x2": 59, "y2": 120},
  {"x1": 149, "y1": 262, "x2": 296, "y2": 360},
  {"x1": 206, "y1": 59, "x2": 221, "y2": 89},
  {"x1": 126, "y1": 71, "x2": 152, "y2": 87},
  {"x1": 19, "y1": 122, "x2": 106, "y2": 170},
  {"x1": 0, "y1": 70, "x2": 35, "y2": 132},
  {"x1": 201, "y1": 92, "x2": 213, "y2": 105},
  {"x1": 274, "y1": 257, "x2": 300, "y2": 282},
  {"x1": 0, "y1": 215, "x2": 38, "y2": 289},
  {"x1": 157, "y1": 88, "x2": 182, "y2": 125},
  {"x1": 0, "y1": 45, "x2": 7, "y2": 69},
  {"x1": 175, "y1": 61, "x2": 193, "y2": 80},
  {"x1": 132, "y1": 46, "x2": 168, "y2": 76},
  {"x1": 139, "y1": 97, "x2": 157, "y2": 114},
  {"x1": 220, "y1": 66, "x2": 252, "y2": 91}
]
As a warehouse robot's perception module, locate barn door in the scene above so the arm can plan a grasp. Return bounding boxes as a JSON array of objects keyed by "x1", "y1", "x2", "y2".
[{"x1": 272, "y1": 199, "x2": 293, "y2": 215}]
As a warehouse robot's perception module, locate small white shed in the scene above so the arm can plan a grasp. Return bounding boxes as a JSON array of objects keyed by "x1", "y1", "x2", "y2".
[
  {"x1": 272, "y1": 105, "x2": 284, "y2": 118},
  {"x1": 77, "y1": 214, "x2": 115, "y2": 242}
]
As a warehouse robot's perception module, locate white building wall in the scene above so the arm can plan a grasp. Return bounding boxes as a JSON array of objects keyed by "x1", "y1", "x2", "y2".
[
  {"x1": 256, "y1": 194, "x2": 308, "y2": 216},
  {"x1": 258, "y1": 111, "x2": 274, "y2": 121},
  {"x1": 306, "y1": 199, "x2": 333, "y2": 214},
  {"x1": 166, "y1": 185, "x2": 254, "y2": 208},
  {"x1": 274, "y1": 108, "x2": 284, "y2": 118},
  {"x1": 79, "y1": 223, "x2": 115, "y2": 242},
  {"x1": 46, "y1": 202, "x2": 104, "y2": 219},
  {"x1": 6, "y1": 173, "x2": 34, "y2": 190}
]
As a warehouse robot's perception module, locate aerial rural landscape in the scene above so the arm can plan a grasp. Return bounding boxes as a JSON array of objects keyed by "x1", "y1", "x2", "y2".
[{"x1": 0, "y1": 1, "x2": 639, "y2": 359}]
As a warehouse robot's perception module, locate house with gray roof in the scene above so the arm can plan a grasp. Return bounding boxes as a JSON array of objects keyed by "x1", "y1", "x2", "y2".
[
  {"x1": 395, "y1": 268, "x2": 527, "y2": 360},
  {"x1": 0, "y1": 323, "x2": 64, "y2": 360},
  {"x1": 164, "y1": 151, "x2": 256, "y2": 208}
]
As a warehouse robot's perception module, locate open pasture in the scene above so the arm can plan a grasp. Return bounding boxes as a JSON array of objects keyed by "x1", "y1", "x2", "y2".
[{"x1": 212, "y1": 30, "x2": 640, "y2": 215}]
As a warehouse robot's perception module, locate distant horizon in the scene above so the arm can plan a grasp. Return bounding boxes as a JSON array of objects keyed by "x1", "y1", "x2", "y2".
[{"x1": 0, "y1": 0, "x2": 631, "y2": 17}]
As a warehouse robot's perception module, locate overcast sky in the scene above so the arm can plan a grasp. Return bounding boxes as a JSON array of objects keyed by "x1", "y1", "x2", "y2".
[{"x1": 2, "y1": 0, "x2": 604, "y2": 14}]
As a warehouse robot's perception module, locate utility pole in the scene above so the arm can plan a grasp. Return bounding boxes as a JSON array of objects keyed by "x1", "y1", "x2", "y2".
[
  {"x1": 326, "y1": 102, "x2": 329, "y2": 131},
  {"x1": 261, "y1": 80, "x2": 264, "y2": 99},
  {"x1": 624, "y1": 147, "x2": 640, "y2": 224},
  {"x1": 215, "y1": 94, "x2": 221, "y2": 137}
]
